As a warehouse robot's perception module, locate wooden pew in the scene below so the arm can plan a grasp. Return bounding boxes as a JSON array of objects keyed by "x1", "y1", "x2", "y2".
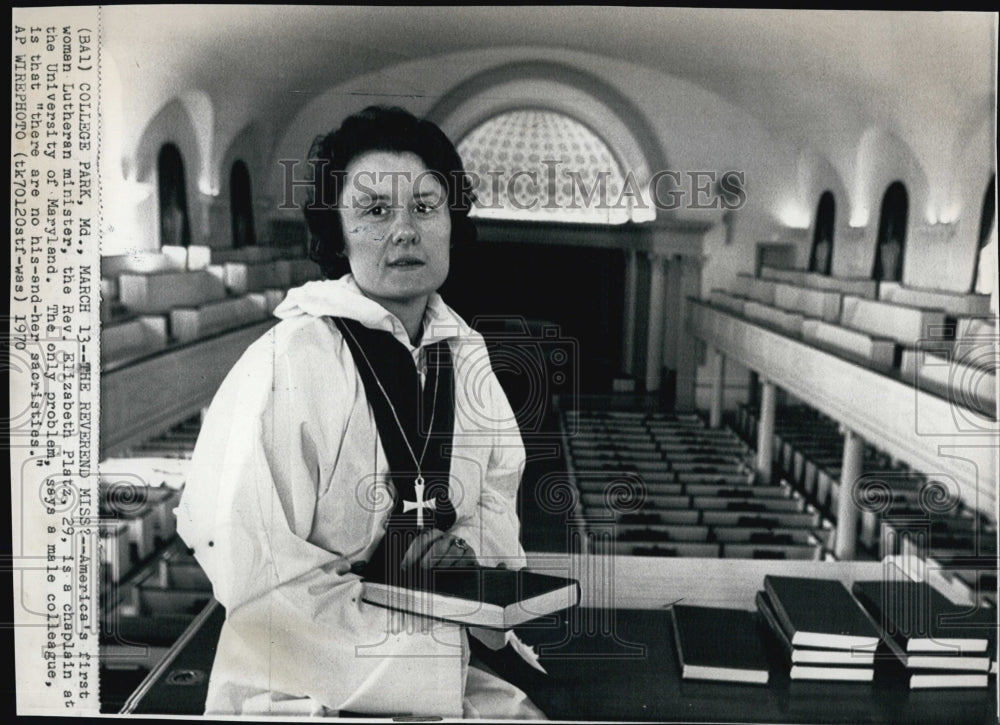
[
  {"x1": 100, "y1": 482, "x2": 182, "y2": 572},
  {"x1": 102, "y1": 316, "x2": 169, "y2": 367},
  {"x1": 264, "y1": 288, "x2": 286, "y2": 313},
  {"x1": 600, "y1": 509, "x2": 703, "y2": 525},
  {"x1": 759, "y1": 266, "x2": 878, "y2": 299},
  {"x1": 672, "y1": 471, "x2": 755, "y2": 484},
  {"x1": 731, "y1": 273, "x2": 777, "y2": 304},
  {"x1": 878, "y1": 281, "x2": 992, "y2": 317},
  {"x1": 840, "y1": 295, "x2": 947, "y2": 346},
  {"x1": 807, "y1": 455, "x2": 844, "y2": 507},
  {"x1": 692, "y1": 496, "x2": 804, "y2": 512},
  {"x1": 633, "y1": 460, "x2": 673, "y2": 473},
  {"x1": 720, "y1": 542, "x2": 823, "y2": 559},
  {"x1": 581, "y1": 492, "x2": 691, "y2": 510},
  {"x1": 118, "y1": 270, "x2": 228, "y2": 314},
  {"x1": 742, "y1": 300, "x2": 805, "y2": 336},
  {"x1": 955, "y1": 317, "x2": 997, "y2": 344},
  {"x1": 571, "y1": 439, "x2": 658, "y2": 452},
  {"x1": 101, "y1": 522, "x2": 133, "y2": 584},
  {"x1": 651, "y1": 428, "x2": 742, "y2": 441},
  {"x1": 711, "y1": 526, "x2": 819, "y2": 545},
  {"x1": 772, "y1": 282, "x2": 842, "y2": 322},
  {"x1": 609, "y1": 542, "x2": 722, "y2": 557},
  {"x1": 102, "y1": 251, "x2": 181, "y2": 276},
  {"x1": 709, "y1": 289, "x2": 747, "y2": 315},
  {"x1": 900, "y1": 348, "x2": 997, "y2": 413},
  {"x1": 670, "y1": 461, "x2": 746, "y2": 475},
  {"x1": 288, "y1": 257, "x2": 322, "y2": 285},
  {"x1": 209, "y1": 246, "x2": 282, "y2": 264},
  {"x1": 101, "y1": 276, "x2": 124, "y2": 322},
  {"x1": 573, "y1": 431, "x2": 654, "y2": 442},
  {"x1": 701, "y1": 510, "x2": 820, "y2": 528},
  {"x1": 612, "y1": 524, "x2": 712, "y2": 542},
  {"x1": 572, "y1": 448, "x2": 663, "y2": 462},
  {"x1": 801, "y1": 319, "x2": 896, "y2": 372},
  {"x1": 756, "y1": 266, "x2": 805, "y2": 284},
  {"x1": 665, "y1": 450, "x2": 745, "y2": 464},
  {"x1": 574, "y1": 477, "x2": 679, "y2": 494},
  {"x1": 169, "y1": 294, "x2": 271, "y2": 343},
  {"x1": 223, "y1": 260, "x2": 293, "y2": 294},
  {"x1": 800, "y1": 272, "x2": 878, "y2": 299},
  {"x1": 683, "y1": 483, "x2": 791, "y2": 498},
  {"x1": 162, "y1": 244, "x2": 212, "y2": 271}
]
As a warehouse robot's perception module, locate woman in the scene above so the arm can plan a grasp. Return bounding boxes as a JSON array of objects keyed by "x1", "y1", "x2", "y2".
[{"x1": 176, "y1": 106, "x2": 546, "y2": 718}]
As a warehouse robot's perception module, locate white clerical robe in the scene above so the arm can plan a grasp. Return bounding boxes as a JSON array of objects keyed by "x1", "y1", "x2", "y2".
[{"x1": 175, "y1": 275, "x2": 543, "y2": 718}]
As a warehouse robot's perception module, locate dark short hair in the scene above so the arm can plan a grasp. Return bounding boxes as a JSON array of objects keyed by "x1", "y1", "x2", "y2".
[{"x1": 304, "y1": 106, "x2": 477, "y2": 279}]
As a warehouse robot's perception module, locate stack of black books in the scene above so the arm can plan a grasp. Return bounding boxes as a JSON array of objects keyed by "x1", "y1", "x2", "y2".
[
  {"x1": 757, "y1": 575, "x2": 879, "y2": 682},
  {"x1": 670, "y1": 604, "x2": 770, "y2": 685},
  {"x1": 852, "y1": 580, "x2": 996, "y2": 689}
]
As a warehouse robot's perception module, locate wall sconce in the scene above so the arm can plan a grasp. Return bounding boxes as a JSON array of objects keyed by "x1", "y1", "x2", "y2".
[
  {"x1": 776, "y1": 203, "x2": 810, "y2": 230},
  {"x1": 118, "y1": 179, "x2": 154, "y2": 204},
  {"x1": 198, "y1": 179, "x2": 220, "y2": 197}
]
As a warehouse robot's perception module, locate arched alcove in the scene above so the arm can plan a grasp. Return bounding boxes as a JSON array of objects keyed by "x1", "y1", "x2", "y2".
[
  {"x1": 230, "y1": 160, "x2": 256, "y2": 248},
  {"x1": 809, "y1": 191, "x2": 835, "y2": 275},
  {"x1": 457, "y1": 108, "x2": 641, "y2": 224},
  {"x1": 872, "y1": 181, "x2": 908, "y2": 282},
  {"x1": 157, "y1": 143, "x2": 192, "y2": 248},
  {"x1": 426, "y1": 60, "x2": 664, "y2": 223}
]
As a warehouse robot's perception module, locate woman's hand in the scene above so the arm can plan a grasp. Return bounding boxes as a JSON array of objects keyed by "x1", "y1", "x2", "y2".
[{"x1": 399, "y1": 528, "x2": 478, "y2": 571}]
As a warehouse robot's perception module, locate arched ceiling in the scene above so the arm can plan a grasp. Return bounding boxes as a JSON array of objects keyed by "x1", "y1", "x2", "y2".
[{"x1": 102, "y1": 7, "x2": 996, "y2": 184}]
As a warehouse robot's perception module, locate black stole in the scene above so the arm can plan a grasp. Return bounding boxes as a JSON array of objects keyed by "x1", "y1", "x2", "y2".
[{"x1": 331, "y1": 317, "x2": 456, "y2": 583}]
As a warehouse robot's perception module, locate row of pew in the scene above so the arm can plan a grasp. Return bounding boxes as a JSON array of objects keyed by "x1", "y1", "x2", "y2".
[
  {"x1": 562, "y1": 409, "x2": 831, "y2": 560},
  {"x1": 709, "y1": 266, "x2": 996, "y2": 417},
  {"x1": 99, "y1": 416, "x2": 211, "y2": 713},
  {"x1": 100, "y1": 415, "x2": 199, "y2": 583},
  {"x1": 101, "y1": 244, "x2": 321, "y2": 369},
  {"x1": 735, "y1": 403, "x2": 996, "y2": 608}
]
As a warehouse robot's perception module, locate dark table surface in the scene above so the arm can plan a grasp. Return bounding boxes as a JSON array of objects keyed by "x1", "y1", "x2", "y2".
[
  {"x1": 515, "y1": 607, "x2": 997, "y2": 724},
  {"x1": 126, "y1": 602, "x2": 997, "y2": 723}
]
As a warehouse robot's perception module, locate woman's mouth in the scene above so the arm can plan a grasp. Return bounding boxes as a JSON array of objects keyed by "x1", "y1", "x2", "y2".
[{"x1": 387, "y1": 259, "x2": 425, "y2": 268}]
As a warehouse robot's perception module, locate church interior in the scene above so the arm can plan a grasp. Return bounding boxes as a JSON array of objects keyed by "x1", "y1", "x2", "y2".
[{"x1": 94, "y1": 7, "x2": 998, "y2": 720}]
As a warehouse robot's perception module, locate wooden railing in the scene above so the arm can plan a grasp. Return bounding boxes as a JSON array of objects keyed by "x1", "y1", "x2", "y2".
[
  {"x1": 688, "y1": 300, "x2": 997, "y2": 518},
  {"x1": 100, "y1": 320, "x2": 275, "y2": 458}
]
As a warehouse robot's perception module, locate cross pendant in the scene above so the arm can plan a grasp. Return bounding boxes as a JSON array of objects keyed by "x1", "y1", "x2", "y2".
[{"x1": 402, "y1": 475, "x2": 436, "y2": 528}]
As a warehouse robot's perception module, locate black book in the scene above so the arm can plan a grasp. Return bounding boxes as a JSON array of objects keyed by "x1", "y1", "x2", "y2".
[
  {"x1": 362, "y1": 568, "x2": 580, "y2": 630},
  {"x1": 670, "y1": 604, "x2": 769, "y2": 685},
  {"x1": 725, "y1": 501, "x2": 767, "y2": 513},
  {"x1": 852, "y1": 580, "x2": 994, "y2": 655},
  {"x1": 764, "y1": 575, "x2": 880, "y2": 650},
  {"x1": 906, "y1": 671, "x2": 989, "y2": 689},
  {"x1": 756, "y1": 591, "x2": 874, "y2": 681},
  {"x1": 738, "y1": 516, "x2": 779, "y2": 528}
]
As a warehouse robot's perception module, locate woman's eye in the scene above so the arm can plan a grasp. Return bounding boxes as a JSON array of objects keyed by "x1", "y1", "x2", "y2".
[
  {"x1": 366, "y1": 204, "x2": 389, "y2": 217},
  {"x1": 415, "y1": 201, "x2": 441, "y2": 215}
]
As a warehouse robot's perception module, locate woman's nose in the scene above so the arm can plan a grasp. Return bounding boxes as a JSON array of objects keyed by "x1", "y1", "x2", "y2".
[{"x1": 391, "y1": 211, "x2": 419, "y2": 245}]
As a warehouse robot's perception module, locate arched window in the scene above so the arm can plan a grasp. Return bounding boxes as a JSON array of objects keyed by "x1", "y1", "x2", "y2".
[
  {"x1": 157, "y1": 143, "x2": 192, "y2": 248},
  {"x1": 872, "y1": 181, "x2": 908, "y2": 282},
  {"x1": 457, "y1": 109, "x2": 645, "y2": 224},
  {"x1": 230, "y1": 160, "x2": 256, "y2": 248},
  {"x1": 809, "y1": 191, "x2": 835, "y2": 275},
  {"x1": 973, "y1": 174, "x2": 996, "y2": 293}
]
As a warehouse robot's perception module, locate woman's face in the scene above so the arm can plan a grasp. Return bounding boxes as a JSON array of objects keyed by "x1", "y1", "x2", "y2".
[{"x1": 339, "y1": 150, "x2": 451, "y2": 309}]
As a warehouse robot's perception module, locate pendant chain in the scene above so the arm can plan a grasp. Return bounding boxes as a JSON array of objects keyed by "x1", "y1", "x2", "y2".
[{"x1": 340, "y1": 323, "x2": 440, "y2": 479}]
